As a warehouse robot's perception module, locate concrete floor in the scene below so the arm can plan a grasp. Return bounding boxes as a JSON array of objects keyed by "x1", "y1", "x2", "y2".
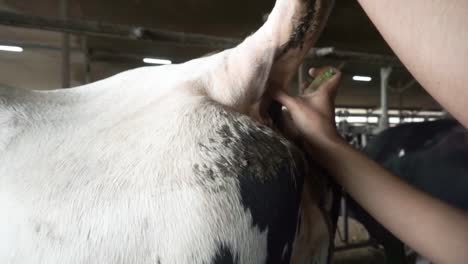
[
  {"x1": 332, "y1": 217, "x2": 388, "y2": 263},
  {"x1": 333, "y1": 247, "x2": 387, "y2": 264}
]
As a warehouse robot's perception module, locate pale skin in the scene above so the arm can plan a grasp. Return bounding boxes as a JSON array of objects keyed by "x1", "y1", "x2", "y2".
[
  {"x1": 272, "y1": 1, "x2": 468, "y2": 263},
  {"x1": 357, "y1": 0, "x2": 468, "y2": 129}
]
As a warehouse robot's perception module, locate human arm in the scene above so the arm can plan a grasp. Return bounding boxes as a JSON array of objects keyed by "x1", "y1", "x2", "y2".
[
  {"x1": 274, "y1": 68, "x2": 468, "y2": 264},
  {"x1": 316, "y1": 138, "x2": 468, "y2": 264},
  {"x1": 357, "y1": 0, "x2": 468, "y2": 128}
]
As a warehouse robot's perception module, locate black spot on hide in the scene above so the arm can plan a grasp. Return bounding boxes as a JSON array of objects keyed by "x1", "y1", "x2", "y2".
[
  {"x1": 193, "y1": 106, "x2": 307, "y2": 264},
  {"x1": 238, "y1": 162, "x2": 304, "y2": 264},
  {"x1": 211, "y1": 245, "x2": 237, "y2": 264}
]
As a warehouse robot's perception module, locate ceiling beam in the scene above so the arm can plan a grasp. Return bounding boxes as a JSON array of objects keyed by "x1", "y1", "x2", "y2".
[
  {"x1": 0, "y1": 11, "x2": 403, "y2": 66},
  {"x1": 0, "y1": 11, "x2": 240, "y2": 49},
  {"x1": 309, "y1": 47, "x2": 402, "y2": 67}
]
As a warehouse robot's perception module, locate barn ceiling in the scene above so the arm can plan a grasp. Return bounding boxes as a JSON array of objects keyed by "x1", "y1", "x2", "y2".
[{"x1": 0, "y1": 0, "x2": 441, "y2": 110}]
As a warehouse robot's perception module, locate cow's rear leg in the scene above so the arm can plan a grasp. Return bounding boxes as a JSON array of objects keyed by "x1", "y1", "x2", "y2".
[{"x1": 205, "y1": 0, "x2": 335, "y2": 115}]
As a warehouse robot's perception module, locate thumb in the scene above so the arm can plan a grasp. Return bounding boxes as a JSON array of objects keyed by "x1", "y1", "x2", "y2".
[{"x1": 271, "y1": 89, "x2": 298, "y2": 111}]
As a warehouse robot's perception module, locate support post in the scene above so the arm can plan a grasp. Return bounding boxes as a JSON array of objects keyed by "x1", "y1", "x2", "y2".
[
  {"x1": 379, "y1": 67, "x2": 392, "y2": 130},
  {"x1": 81, "y1": 36, "x2": 91, "y2": 84},
  {"x1": 61, "y1": 0, "x2": 70, "y2": 88}
]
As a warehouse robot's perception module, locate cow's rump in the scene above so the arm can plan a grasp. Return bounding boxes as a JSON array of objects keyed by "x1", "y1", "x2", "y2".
[
  {"x1": 0, "y1": 83, "x2": 332, "y2": 263},
  {"x1": 0, "y1": 0, "x2": 338, "y2": 262}
]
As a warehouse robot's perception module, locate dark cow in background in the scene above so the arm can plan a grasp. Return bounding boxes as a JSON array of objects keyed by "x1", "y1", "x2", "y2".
[{"x1": 348, "y1": 118, "x2": 468, "y2": 263}]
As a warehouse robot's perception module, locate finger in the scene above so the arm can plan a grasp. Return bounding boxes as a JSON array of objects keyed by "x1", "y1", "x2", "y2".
[
  {"x1": 304, "y1": 67, "x2": 338, "y2": 94},
  {"x1": 304, "y1": 67, "x2": 336, "y2": 91},
  {"x1": 308, "y1": 68, "x2": 317, "y2": 77},
  {"x1": 317, "y1": 68, "x2": 342, "y2": 96},
  {"x1": 302, "y1": 82, "x2": 310, "y2": 94},
  {"x1": 308, "y1": 67, "x2": 331, "y2": 78}
]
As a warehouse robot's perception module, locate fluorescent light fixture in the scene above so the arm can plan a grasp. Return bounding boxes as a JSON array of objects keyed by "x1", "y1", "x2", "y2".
[
  {"x1": 419, "y1": 111, "x2": 444, "y2": 116},
  {"x1": 143, "y1": 58, "x2": 172, "y2": 65},
  {"x1": 346, "y1": 116, "x2": 369, "y2": 123},
  {"x1": 403, "y1": 117, "x2": 426, "y2": 123},
  {"x1": 336, "y1": 116, "x2": 379, "y2": 124},
  {"x1": 0, "y1": 45, "x2": 23, "y2": 52},
  {"x1": 336, "y1": 108, "x2": 368, "y2": 115},
  {"x1": 368, "y1": 117, "x2": 379, "y2": 123},
  {"x1": 346, "y1": 116, "x2": 365, "y2": 123},
  {"x1": 389, "y1": 117, "x2": 401, "y2": 124},
  {"x1": 388, "y1": 110, "x2": 401, "y2": 115},
  {"x1": 352, "y1": 75, "x2": 372, "y2": 82}
]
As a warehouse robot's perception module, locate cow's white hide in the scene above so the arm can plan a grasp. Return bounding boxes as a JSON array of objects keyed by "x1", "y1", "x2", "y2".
[
  {"x1": 0, "y1": 61, "x2": 321, "y2": 264},
  {"x1": 0, "y1": 70, "x2": 240, "y2": 263}
]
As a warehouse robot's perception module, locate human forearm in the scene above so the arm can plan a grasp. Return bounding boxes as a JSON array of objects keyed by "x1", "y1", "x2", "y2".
[
  {"x1": 273, "y1": 63, "x2": 468, "y2": 261},
  {"x1": 357, "y1": 0, "x2": 468, "y2": 128},
  {"x1": 310, "y1": 138, "x2": 468, "y2": 264}
]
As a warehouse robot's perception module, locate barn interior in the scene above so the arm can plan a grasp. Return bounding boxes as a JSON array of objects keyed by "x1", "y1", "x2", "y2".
[{"x1": 0, "y1": 0, "x2": 458, "y2": 263}]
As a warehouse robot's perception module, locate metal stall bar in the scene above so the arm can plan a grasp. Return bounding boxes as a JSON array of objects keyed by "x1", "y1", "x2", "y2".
[
  {"x1": 341, "y1": 194, "x2": 349, "y2": 243},
  {"x1": 309, "y1": 47, "x2": 403, "y2": 67}
]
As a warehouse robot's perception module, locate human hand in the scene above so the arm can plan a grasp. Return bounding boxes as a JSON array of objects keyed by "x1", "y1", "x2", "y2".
[{"x1": 272, "y1": 67, "x2": 343, "y2": 149}]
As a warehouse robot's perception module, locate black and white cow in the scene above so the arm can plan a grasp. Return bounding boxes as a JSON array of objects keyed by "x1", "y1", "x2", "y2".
[
  {"x1": 0, "y1": 0, "x2": 338, "y2": 263},
  {"x1": 348, "y1": 118, "x2": 468, "y2": 263}
]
